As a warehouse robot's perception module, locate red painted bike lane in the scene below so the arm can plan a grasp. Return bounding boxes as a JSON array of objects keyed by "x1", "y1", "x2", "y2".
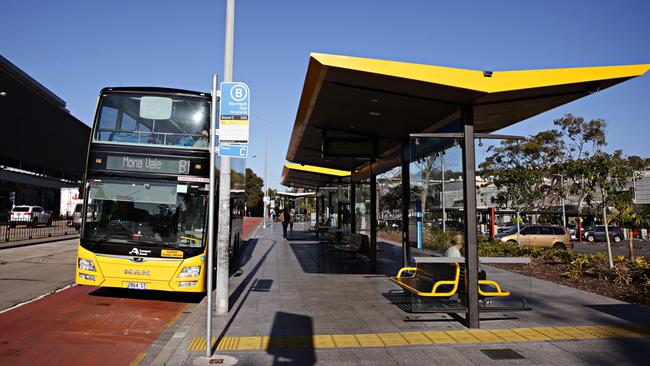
[
  {"x1": 0, "y1": 285, "x2": 190, "y2": 365},
  {"x1": 243, "y1": 217, "x2": 262, "y2": 240}
]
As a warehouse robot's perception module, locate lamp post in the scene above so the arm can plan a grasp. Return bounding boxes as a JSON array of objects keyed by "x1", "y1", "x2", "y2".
[
  {"x1": 252, "y1": 114, "x2": 269, "y2": 227},
  {"x1": 554, "y1": 174, "x2": 566, "y2": 228}
]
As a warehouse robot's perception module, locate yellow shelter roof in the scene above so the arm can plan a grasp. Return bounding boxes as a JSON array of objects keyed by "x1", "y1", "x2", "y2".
[{"x1": 286, "y1": 53, "x2": 650, "y2": 175}]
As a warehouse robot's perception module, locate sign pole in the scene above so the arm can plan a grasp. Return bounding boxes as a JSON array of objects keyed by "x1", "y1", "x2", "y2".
[
  {"x1": 205, "y1": 74, "x2": 218, "y2": 357},
  {"x1": 216, "y1": 0, "x2": 236, "y2": 317}
]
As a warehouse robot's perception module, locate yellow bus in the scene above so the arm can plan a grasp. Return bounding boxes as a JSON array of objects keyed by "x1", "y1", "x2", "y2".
[{"x1": 75, "y1": 87, "x2": 244, "y2": 292}]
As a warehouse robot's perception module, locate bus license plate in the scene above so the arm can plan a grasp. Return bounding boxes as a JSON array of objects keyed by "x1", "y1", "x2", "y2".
[{"x1": 127, "y1": 282, "x2": 147, "y2": 290}]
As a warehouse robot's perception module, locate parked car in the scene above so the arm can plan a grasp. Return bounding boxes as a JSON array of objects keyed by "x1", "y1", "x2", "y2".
[
  {"x1": 497, "y1": 224, "x2": 572, "y2": 250},
  {"x1": 9, "y1": 205, "x2": 52, "y2": 228},
  {"x1": 432, "y1": 220, "x2": 464, "y2": 231},
  {"x1": 582, "y1": 225, "x2": 624, "y2": 243},
  {"x1": 496, "y1": 222, "x2": 518, "y2": 233},
  {"x1": 72, "y1": 203, "x2": 97, "y2": 230}
]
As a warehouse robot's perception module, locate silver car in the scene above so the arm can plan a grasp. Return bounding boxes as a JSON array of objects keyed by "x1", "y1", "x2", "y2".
[{"x1": 9, "y1": 205, "x2": 52, "y2": 228}]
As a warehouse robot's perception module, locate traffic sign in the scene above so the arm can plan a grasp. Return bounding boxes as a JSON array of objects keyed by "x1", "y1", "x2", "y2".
[
  {"x1": 218, "y1": 144, "x2": 248, "y2": 158},
  {"x1": 219, "y1": 82, "x2": 250, "y2": 143}
]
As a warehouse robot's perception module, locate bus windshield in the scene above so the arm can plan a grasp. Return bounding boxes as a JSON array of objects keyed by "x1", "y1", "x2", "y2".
[
  {"x1": 94, "y1": 92, "x2": 210, "y2": 149},
  {"x1": 82, "y1": 179, "x2": 207, "y2": 248}
]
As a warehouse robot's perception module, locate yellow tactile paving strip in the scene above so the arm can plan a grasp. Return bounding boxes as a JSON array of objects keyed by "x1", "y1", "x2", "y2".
[{"x1": 186, "y1": 325, "x2": 649, "y2": 351}]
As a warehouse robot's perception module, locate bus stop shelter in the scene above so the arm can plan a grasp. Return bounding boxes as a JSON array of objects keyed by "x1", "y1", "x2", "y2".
[
  {"x1": 283, "y1": 53, "x2": 650, "y2": 328},
  {"x1": 281, "y1": 163, "x2": 351, "y2": 229}
]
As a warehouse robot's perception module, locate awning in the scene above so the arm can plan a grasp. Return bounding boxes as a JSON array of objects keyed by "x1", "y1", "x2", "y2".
[
  {"x1": 286, "y1": 53, "x2": 650, "y2": 173},
  {"x1": 280, "y1": 163, "x2": 350, "y2": 189}
]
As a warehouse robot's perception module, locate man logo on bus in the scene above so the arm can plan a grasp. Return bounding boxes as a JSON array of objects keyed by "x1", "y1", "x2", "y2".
[
  {"x1": 230, "y1": 84, "x2": 247, "y2": 102},
  {"x1": 129, "y1": 248, "x2": 151, "y2": 256}
]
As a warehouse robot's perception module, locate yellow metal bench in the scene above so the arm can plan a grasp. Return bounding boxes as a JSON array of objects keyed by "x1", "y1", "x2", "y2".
[{"x1": 390, "y1": 262, "x2": 463, "y2": 297}]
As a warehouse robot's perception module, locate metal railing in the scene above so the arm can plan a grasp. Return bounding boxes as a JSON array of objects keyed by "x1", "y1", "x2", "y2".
[{"x1": 0, "y1": 218, "x2": 78, "y2": 243}]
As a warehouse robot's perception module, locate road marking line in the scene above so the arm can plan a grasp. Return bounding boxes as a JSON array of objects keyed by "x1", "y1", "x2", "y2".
[
  {"x1": 129, "y1": 352, "x2": 146, "y2": 366},
  {"x1": 0, "y1": 283, "x2": 74, "y2": 314}
]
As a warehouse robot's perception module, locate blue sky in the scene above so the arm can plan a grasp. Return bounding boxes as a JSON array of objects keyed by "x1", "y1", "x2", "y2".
[{"x1": 2, "y1": 0, "x2": 649, "y2": 189}]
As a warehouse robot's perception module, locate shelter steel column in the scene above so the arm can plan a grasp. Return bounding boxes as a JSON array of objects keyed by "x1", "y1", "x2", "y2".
[
  {"x1": 370, "y1": 164, "x2": 377, "y2": 270},
  {"x1": 315, "y1": 189, "x2": 320, "y2": 237},
  {"x1": 401, "y1": 144, "x2": 411, "y2": 268},
  {"x1": 350, "y1": 181, "x2": 356, "y2": 234},
  {"x1": 337, "y1": 179, "x2": 342, "y2": 229},
  {"x1": 461, "y1": 104, "x2": 480, "y2": 329}
]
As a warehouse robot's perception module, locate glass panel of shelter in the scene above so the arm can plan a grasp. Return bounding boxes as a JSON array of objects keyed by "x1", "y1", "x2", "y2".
[
  {"x1": 408, "y1": 139, "x2": 465, "y2": 256},
  {"x1": 404, "y1": 136, "x2": 533, "y2": 308}
]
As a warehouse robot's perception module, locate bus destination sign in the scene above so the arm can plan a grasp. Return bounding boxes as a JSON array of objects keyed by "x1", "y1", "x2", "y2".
[{"x1": 106, "y1": 155, "x2": 190, "y2": 175}]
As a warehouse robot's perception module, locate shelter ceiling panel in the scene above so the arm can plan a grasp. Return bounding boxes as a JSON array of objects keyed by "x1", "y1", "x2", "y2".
[{"x1": 474, "y1": 93, "x2": 588, "y2": 133}]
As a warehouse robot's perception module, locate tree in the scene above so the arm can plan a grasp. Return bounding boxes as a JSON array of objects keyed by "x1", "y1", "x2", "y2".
[
  {"x1": 627, "y1": 155, "x2": 644, "y2": 171},
  {"x1": 480, "y1": 130, "x2": 564, "y2": 231},
  {"x1": 381, "y1": 183, "x2": 401, "y2": 213},
  {"x1": 245, "y1": 168, "x2": 264, "y2": 216},
  {"x1": 553, "y1": 114, "x2": 607, "y2": 238},
  {"x1": 585, "y1": 150, "x2": 634, "y2": 268},
  {"x1": 614, "y1": 190, "x2": 641, "y2": 260},
  {"x1": 415, "y1": 156, "x2": 436, "y2": 223}
]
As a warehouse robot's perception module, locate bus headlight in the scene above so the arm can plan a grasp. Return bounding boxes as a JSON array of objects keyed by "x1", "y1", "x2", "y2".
[
  {"x1": 78, "y1": 258, "x2": 96, "y2": 272},
  {"x1": 179, "y1": 266, "x2": 201, "y2": 278}
]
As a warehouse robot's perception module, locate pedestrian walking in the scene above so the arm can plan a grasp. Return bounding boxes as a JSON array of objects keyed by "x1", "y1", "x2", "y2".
[
  {"x1": 289, "y1": 208, "x2": 295, "y2": 232},
  {"x1": 280, "y1": 209, "x2": 290, "y2": 239}
]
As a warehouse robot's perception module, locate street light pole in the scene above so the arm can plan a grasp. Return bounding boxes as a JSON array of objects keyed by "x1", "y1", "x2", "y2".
[
  {"x1": 255, "y1": 116, "x2": 269, "y2": 228},
  {"x1": 441, "y1": 151, "x2": 446, "y2": 232},
  {"x1": 216, "y1": 0, "x2": 235, "y2": 317}
]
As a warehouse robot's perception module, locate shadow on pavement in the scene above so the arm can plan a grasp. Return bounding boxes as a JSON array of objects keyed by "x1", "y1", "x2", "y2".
[
  {"x1": 267, "y1": 311, "x2": 316, "y2": 366},
  {"x1": 288, "y1": 238, "x2": 403, "y2": 276},
  {"x1": 88, "y1": 287, "x2": 204, "y2": 303},
  {"x1": 210, "y1": 241, "x2": 277, "y2": 355},
  {"x1": 584, "y1": 303, "x2": 650, "y2": 325}
]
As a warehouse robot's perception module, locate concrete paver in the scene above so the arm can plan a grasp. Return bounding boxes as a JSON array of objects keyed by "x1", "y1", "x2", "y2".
[{"x1": 155, "y1": 222, "x2": 650, "y2": 365}]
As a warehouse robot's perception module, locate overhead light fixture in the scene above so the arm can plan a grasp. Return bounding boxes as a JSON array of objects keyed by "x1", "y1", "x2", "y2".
[
  {"x1": 369, "y1": 111, "x2": 381, "y2": 117},
  {"x1": 0, "y1": 91, "x2": 7, "y2": 97},
  {"x1": 370, "y1": 98, "x2": 379, "y2": 103},
  {"x1": 349, "y1": 124, "x2": 355, "y2": 129}
]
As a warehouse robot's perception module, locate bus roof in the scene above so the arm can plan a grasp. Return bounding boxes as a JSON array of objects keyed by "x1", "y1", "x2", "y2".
[{"x1": 100, "y1": 86, "x2": 210, "y2": 99}]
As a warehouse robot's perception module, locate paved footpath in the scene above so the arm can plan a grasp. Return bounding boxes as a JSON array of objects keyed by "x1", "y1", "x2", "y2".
[{"x1": 156, "y1": 223, "x2": 650, "y2": 365}]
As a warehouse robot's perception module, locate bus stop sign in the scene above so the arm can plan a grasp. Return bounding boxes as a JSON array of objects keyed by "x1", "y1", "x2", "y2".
[
  {"x1": 218, "y1": 144, "x2": 248, "y2": 158},
  {"x1": 219, "y1": 82, "x2": 250, "y2": 144}
]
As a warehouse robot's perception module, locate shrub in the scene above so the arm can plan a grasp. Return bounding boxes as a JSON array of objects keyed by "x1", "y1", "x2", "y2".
[
  {"x1": 423, "y1": 228, "x2": 461, "y2": 253},
  {"x1": 478, "y1": 240, "x2": 521, "y2": 257}
]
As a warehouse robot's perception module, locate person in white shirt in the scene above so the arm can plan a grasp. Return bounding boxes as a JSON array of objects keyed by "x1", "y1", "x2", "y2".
[{"x1": 444, "y1": 234, "x2": 464, "y2": 258}]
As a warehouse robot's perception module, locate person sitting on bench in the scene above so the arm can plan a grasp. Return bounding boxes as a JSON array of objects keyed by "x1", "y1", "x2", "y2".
[{"x1": 444, "y1": 234, "x2": 486, "y2": 281}]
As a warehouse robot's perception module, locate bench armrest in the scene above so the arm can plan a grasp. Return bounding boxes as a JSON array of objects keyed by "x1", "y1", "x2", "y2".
[
  {"x1": 431, "y1": 280, "x2": 459, "y2": 297},
  {"x1": 396, "y1": 267, "x2": 417, "y2": 278},
  {"x1": 478, "y1": 280, "x2": 510, "y2": 297}
]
